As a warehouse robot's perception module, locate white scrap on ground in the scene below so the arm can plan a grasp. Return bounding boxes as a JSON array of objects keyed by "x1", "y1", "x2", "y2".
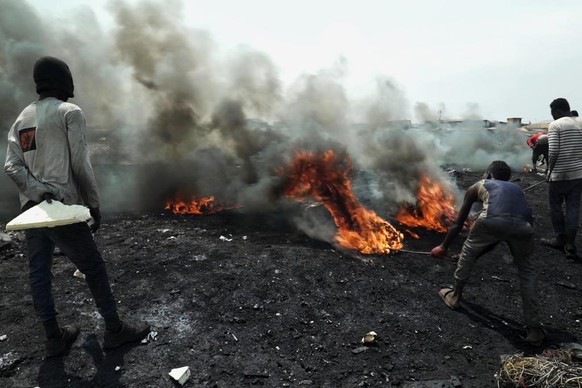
[
  {"x1": 6, "y1": 201, "x2": 91, "y2": 231},
  {"x1": 73, "y1": 269, "x2": 86, "y2": 279},
  {"x1": 168, "y1": 366, "x2": 191, "y2": 385}
]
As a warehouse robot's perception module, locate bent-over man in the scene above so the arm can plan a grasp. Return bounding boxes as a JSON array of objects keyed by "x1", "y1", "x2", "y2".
[
  {"x1": 431, "y1": 161, "x2": 544, "y2": 346},
  {"x1": 527, "y1": 132, "x2": 548, "y2": 173}
]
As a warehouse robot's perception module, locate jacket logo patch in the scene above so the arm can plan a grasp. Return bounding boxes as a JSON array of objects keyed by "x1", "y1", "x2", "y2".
[{"x1": 19, "y1": 127, "x2": 37, "y2": 152}]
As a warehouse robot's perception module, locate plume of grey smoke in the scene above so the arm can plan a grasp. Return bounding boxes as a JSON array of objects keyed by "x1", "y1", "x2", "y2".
[
  {"x1": 0, "y1": 0, "x2": 536, "y2": 242},
  {"x1": 430, "y1": 127, "x2": 530, "y2": 170},
  {"x1": 414, "y1": 102, "x2": 439, "y2": 124},
  {"x1": 462, "y1": 102, "x2": 482, "y2": 120},
  {"x1": 0, "y1": 0, "x2": 47, "y2": 129},
  {"x1": 353, "y1": 128, "x2": 460, "y2": 215},
  {"x1": 364, "y1": 77, "x2": 410, "y2": 129},
  {"x1": 223, "y1": 46, "x2": 282, "y2": 119},
  {"x1": 281, "y1": 60, "x2": 351, "y2": 143},
  {"x1": 107, "y1": 0, "x2": 219, "y2": 162}
]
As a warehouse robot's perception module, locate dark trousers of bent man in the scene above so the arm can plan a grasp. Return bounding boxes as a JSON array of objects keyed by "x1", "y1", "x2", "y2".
[
  {"x1": 25, "y1": 222, "x2": 118, "y2": 323},
  {"x1": 454, "y1": 216, "x2": 540, "y2": 328}
]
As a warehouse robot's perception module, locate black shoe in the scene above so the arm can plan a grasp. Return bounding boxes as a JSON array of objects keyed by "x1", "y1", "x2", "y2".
[
  {"x1": 565, "y1": 244, "x2": 578, "y2": 260},
  {"x1": 103, "y1": 321, "x2": 150, "y2": 350},
  {"x1": 46, "y1": 325, "x2": 80, "y2": 357},
  {"x1": 541, "y1": 236, "x2": 566, "y2": 250}
]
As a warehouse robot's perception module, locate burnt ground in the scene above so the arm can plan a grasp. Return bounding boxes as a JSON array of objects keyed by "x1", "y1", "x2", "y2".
[{"x1": 1, "y1": 170, "x2": 582, "y2": 388}]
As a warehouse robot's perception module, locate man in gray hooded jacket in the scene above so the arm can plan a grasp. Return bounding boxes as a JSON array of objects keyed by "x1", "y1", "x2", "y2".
[{"x1": 4, "y1": 56, "x2": 149, "y2": 357}]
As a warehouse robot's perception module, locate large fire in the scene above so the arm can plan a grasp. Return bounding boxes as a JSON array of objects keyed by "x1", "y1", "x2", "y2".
[
  {"x1": 281, "y1": 150, "x2": 404, "y2": 254},
  {"x1": 165, "y1": 195, "x2": 226, "y2": 215},
  {"x1": 395, "y1": 175, "x2": 457, "y2": 233}
]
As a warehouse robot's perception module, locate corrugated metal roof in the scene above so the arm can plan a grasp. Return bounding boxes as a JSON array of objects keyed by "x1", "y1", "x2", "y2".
[{"x1": 524, "y1": 120, "x2": 552, "y2": 130}]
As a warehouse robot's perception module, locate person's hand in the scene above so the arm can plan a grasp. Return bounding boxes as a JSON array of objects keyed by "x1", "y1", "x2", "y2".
[
  {"x1": 89, "y1": 207, "x2": 101, "y2": 233},
  {"x1": 42, "y1": 192, "x2": 57, "y2": 203},
  {"x1": 431, "y1": 245, "x2": 447, "y2": 258}
]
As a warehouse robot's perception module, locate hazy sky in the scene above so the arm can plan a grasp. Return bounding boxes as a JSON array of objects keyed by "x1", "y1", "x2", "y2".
[{"x1": 29, "y1": 0, "x2": 582, "y2": 122}]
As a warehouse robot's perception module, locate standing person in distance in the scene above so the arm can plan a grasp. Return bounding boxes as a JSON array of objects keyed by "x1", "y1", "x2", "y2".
[
  {"x1": 526, "y1": 132, "x2": 549, "y2": 173},
  {"x1": 4, "y1": 56, "x2": 150, "y2": 357},
  {"x1": 541, "y1": 98, "x2": 582, "y2": 260}
]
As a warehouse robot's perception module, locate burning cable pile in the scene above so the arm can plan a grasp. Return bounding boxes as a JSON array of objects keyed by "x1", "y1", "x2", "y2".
[
  {"x1": 395, "y1": 176, "x2": 457, "y2": 233},
  {"x1": 281, "y1": 149, "x2": 404, "y2": 254},
  {"x1": 162, "y1": 148, "x2": 463, "y2": 255},
  {"x1": 165, "y1": 195, "x2": 230, "y2": 215}
]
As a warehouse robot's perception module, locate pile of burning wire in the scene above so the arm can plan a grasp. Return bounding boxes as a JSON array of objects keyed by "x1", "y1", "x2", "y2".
[{"x1": 495, "y1": 348, "x2": 582, "y2": 387}]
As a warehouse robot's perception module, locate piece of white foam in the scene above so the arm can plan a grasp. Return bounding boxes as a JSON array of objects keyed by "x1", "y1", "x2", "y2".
[
  {"x1": 6, "y1": 200, "x2": 91, "y2": 231},
  {"x1": 168, "y1": 366, "x2": 191, "y2": 385}
]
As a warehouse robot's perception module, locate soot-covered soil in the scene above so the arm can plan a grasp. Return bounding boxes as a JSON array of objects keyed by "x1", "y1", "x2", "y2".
[{"x1": 1, "y1": 170, "x2": 582, "y2": 387}]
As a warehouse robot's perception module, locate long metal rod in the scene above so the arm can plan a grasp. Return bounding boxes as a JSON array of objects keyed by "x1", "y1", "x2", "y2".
[
  {"x1": 523, "y1": 180, "x2": 546, "y2": 191},
  {"x1": 394, "y1": 249, "x2": 432, "y2": 255}
]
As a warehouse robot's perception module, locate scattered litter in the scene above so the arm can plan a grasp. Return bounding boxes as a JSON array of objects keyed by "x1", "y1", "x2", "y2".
[
  {"x1": 462, "y1": 168, "x2": 472, "y2": 173},
  {"x1": 556, "y1": 281, "x2": 577, "y2": 290},
  {"x1": 352, "y1": 346, "x2": 369, "y2": 354},
  {"x1": 158, "y1": 229, "x2": 170, "y2": 233},
  {"x1": 0, "y1": 335, "x2": 7, "y2": 341},
  {"x1": 361, "y1": 331, "x2": 377, "y2": 344},
  {"x1": 141, "y1": 331, "x2": 158, "y2": 344},
  {"x1": 115, "y1": 366, "x2": 121, "y2": 371},
  {"x1": 193, "y1": 254, "x2": 207, "y2": 261},
  {"x1": 73, "y1": 269, "x2": 85, "y2": 279},
  {"x1": 0, "y1": 232, "x2": 11, "y2": 251},
  {"x1": 492, "y1": 275, "x2": 509, "y2": 283},
  {"x1": 168, "y1": 366, "x2": 191, "y2": 385},
  {"x1": 463, "y1": 345, "x2": 473, "y2": 350},
  {"x1": 242, "y1": 235, "x2": 248, "y2": 240},
  {"x1": 231, "y1": 333, "x2": 238, "y2": 342},
  {"x1": 219, "y1": 235, "x2": 233, "y2": 242}
]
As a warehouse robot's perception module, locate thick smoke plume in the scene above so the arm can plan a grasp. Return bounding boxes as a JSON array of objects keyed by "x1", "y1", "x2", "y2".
[{"x1": 1, "y1": 0, "x2": 532, "y2": 244}]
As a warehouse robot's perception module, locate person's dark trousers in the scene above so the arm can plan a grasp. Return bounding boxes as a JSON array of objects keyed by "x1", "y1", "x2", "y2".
[
  {"x1": 548, "y1": 178, "x2": 582, "y2": 237},
  {"x1": 532, "y1": 144, "x2": 548, "y2": 165},
  {"x1": 26, "y1": 222, "x2": 118, "y2": 324}
]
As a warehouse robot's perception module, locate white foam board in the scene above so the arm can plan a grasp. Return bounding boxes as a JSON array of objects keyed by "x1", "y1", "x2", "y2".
[
  {"x1": 6, "y1": 201, "x2": 91, "y2": 231},
  {"x1": 168, "y1": 366, "x2": 191, "y2": 385}
]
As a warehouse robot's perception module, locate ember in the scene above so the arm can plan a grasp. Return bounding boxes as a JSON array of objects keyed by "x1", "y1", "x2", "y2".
[
  {"x1": 281, "y1": 150, "x2": 404, "y2": 254},
  {"x1": 395, "y1": 176, "x2": 457, "y2": 233},
  {"x1": 165, "y1": 195, "x2": 225, "y2": 215}
]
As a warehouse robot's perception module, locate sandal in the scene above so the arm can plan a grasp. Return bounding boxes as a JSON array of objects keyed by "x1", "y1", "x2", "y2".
[{"x1": 439, "y1": 287, "x2": 460, "y2": 310}]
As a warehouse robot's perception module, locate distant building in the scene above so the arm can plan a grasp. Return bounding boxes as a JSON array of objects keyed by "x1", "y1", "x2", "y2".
[
  {"x1": 384, "y1": 120, "x2": 412, "y2": 130},
  {"x1": 507, "y1": 117, "x2": 522, "y2": 127}
]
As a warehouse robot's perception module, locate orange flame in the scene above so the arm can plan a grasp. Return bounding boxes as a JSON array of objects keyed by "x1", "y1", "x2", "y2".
[
  {"x1": 165, "y1": 195, "x2": 225, "y2": 215},
  {"x1": 281, "y1": 150, "x2": 404, "y2": 254},
  {"x1": 395, "y1": 176, "x2": 457, "y2": 233}
]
